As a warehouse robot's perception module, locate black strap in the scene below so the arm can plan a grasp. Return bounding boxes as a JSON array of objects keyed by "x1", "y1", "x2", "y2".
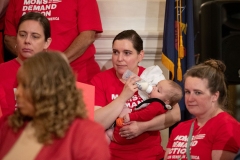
[{"x1": 135, "y1": 98, "x2": 172, "y2": 110}]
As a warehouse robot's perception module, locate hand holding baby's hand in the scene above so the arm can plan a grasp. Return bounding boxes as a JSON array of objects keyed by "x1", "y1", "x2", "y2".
[{"x1": 123, "y1": 114, "x2": 130, "y2": 123}]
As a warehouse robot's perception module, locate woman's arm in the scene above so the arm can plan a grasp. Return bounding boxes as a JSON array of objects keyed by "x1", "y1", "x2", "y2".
[
  {"x1": 0, "y1": 0, "x2": 9, "y2": 18},
  {"x1": 94, "y1": 76, "x2": 139, "y2": 129},
  {"x1": 140, "y1": 103, "x2": 181, "y2": 130},
  {"x1": 94, "y1": 96, "x2": 128, "y2": 130},
  {"x1": 212, "y1": 150, "x2": 236, "y2": 160},
  {"x1": 120, "y1": 103, "x2": 181, "y2": 138}
]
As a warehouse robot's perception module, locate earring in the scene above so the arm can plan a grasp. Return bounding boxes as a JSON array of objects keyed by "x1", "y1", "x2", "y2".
[{"x1": 15, "y1": 44, "x2": 17, "y2": 48}]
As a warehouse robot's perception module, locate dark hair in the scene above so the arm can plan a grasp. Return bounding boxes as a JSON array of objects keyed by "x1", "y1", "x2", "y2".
[
  {"x1": 184, "y1": 59, "x2": 227, "y2": 107},
  {"x1": 17, "y1": 12, "x2": 51, "y2": 41},
  {"x1": 10, "y1": 51, "x2": 87, "y2": 144},
  {"x1": 112, "y1": 29, "x2": 143, "y2": 53}
]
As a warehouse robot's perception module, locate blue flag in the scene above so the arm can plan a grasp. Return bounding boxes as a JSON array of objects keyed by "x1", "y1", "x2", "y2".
[{"x1": 161, "y1": 0, "x2": 195, "y2": 121}]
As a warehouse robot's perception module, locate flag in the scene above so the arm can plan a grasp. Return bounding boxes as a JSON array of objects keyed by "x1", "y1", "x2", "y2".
[{"x1": 161, "y1": 0, "x2": 195, "y2": 121}]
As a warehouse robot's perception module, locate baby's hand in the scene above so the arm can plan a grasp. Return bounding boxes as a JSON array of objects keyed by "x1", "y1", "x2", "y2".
[{"x1": 123, "y1": 114, "x2": 130, "y2": 123}]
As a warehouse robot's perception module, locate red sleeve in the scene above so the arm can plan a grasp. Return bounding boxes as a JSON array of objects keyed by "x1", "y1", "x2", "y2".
[
  {"x1": 4, "y1": 0, "x2": 18, "y2": 36},
  {"x1": 0, "y1": 84, "x2": 11, "y2": 117},
  {"x1": 77, "y1": 0, "x2": 102, "y2": 33},
  {"x1": 90, "y1": 73, "x2": 108, "y2": 107},
  {"x1": 212, "y1": 119, "x2": 240, "y2": 153},
  {"x1": 0, "y1": 115, "x2": 24, "y2": 159},
  {"x1": 72, "y1": 120, "x2": 111, "y2": 160},
  {"x1": 129, "y1": 102, "x2": 167, "y2": 121}
]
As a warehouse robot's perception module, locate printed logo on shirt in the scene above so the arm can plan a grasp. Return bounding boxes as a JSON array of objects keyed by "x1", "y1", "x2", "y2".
[
  {"x1": 111, "y1": 94, "x2": 143, "y2": 111},
  {"x1": 167, "y1": 134, "x2": 206, "y2": 160},
  {"x1": 22, "y1": 0, "x2": 61, "y2": 21},
  {"x1": 48, "y1": 0, "x2": 62, "y2": 3}
]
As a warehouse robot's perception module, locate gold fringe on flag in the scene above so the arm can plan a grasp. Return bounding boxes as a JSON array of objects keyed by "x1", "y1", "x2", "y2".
[{"x1": 177, "y1": 0, "x2": 184, "y2": 81}]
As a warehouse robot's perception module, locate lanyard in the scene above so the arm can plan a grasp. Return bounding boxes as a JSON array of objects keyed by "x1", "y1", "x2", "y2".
[{"x1": 186, "y1": 120, "x2": 195, "y2": 160}]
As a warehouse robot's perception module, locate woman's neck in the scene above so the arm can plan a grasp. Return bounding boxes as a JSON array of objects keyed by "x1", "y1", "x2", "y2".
[
  {"x1": 196, "y1": 107, "x2": 223, "y2": 127},
  {"x1": 16, "y1": 57, "x2": 24, "y2": 65}
]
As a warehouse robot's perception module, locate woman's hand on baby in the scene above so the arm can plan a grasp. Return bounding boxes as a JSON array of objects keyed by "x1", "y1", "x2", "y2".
[{"x1": 119, "y1": 121, "x2": 144, "y2": 139}]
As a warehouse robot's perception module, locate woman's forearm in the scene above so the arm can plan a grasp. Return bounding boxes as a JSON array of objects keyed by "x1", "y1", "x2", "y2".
[
  {"x1": 94, "y1": 77, "x2": 139, "y2": 129},
  {"x1": 94, "y1": 96, "x2": 128, "y2": 129},
  {"x1": 139, "y1": 103, "x2": 181, "y2": 131}
]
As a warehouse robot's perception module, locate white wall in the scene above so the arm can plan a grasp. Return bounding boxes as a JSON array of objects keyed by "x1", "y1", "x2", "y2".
[{"x1": 95, "y1": 0, "x2": 169, "y2": 149}]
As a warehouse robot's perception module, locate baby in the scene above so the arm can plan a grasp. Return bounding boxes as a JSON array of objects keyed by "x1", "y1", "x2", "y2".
[{"x1": 106, "y1": 79, "x2": 183, "y2": 144}]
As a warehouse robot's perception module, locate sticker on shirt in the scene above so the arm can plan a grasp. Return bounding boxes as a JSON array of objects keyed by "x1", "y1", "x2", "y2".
[
  {"x1": 111, "y1": 94, "x2": 143, "y2": 112},
  {"x1": 167, "y1": 134, "x2": 206, "y2": 160},
  {"x1": 22, "y1": 0, "x2": 62, "y2": 21}
]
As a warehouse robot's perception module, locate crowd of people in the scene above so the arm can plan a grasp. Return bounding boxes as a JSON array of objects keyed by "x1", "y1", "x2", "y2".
[
  {"x1": 91, "y1": 30, "x2": 182, "y2": 159},
  {"x1": 0, "y1": 1, "x2": 239, "y2": 160},
  {"x1": 3, "y1": 0, "x2": 102, "y2": 84}
]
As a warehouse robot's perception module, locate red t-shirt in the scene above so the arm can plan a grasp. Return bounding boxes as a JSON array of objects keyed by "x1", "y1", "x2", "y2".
[
  {"x1": 166, "y1": 112, "x2": 240, "y2": 160},
  {"x1": 0, "y1": 59, "x2": 20, "y2": 116},
  {"x1": 0, "y1": 84, "x2": 7, "y2": 118},
  {"x1": 0, "y1": 117, "x2": 111, "y2": 160},
  {"x1": 91, "y1": 66, "x2": 165, "y2": 160},
  {"x1": 4, "y1": 0, "x2": 102, "y2": 83}
]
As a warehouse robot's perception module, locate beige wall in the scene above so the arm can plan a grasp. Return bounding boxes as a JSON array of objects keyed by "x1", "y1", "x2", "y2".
[{"x1": 94, "y1": 0, "x2": 167, "y2": 73}]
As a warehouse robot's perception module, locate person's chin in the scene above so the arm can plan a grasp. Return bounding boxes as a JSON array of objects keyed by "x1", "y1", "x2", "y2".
[
  {"x1": 187, "y1": 108, "x2": 197, "y2": 115},
  {"x1": 116, "y1": 65, "x2": 128, "y2": 72},
  {"x1": 116, "y1": 64, "x2": 127, "y2": 68},
  {"x1": 21, "y1": 52, "x2": 34, "y2": 59},
  {"x1": 19, "y1": 108, "x2": 29, "y2": 116}
]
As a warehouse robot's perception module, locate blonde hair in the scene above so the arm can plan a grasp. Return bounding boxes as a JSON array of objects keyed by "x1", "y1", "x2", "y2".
[{"x1": 9, "y1": 51, "x2": 87, "y2": 144}]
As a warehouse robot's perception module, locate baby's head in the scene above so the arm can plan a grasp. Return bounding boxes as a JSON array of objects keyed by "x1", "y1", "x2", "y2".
[{"x1": 149, "y1": 80, "x2": 182, "y2": 106}]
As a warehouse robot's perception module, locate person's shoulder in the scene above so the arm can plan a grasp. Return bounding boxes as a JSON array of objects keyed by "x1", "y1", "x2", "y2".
[
  {"x1": 96, "y1": 68, "x2": 115, "y2": 76},
  {"x1": 213, "y1": 112, "x2": 239, "y2": 126},
  {"x1": 205, "y1": 112, "x2": 240, "y2": 138},
  {"x1": 0, "y1": 114, "x2": 12, "y2": 130},
  {"x1": 0, "y1": 59, "x2": 19, "y2": 70},
  {"x1": 68, "y1": 118, "x2": 106, "y2": 138},
  {"x1": 176, "y1": 118, "x2": 194, "y2": 128},
  {"x1": 91, "y1": 68, "x2": 116, "y2": 81},
  {"x1": 170, "y1": 119, "x2": 194, "y2": 135},
  {"x1": 71, "y1": 118, "x2": 105, "y2": 131}
]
